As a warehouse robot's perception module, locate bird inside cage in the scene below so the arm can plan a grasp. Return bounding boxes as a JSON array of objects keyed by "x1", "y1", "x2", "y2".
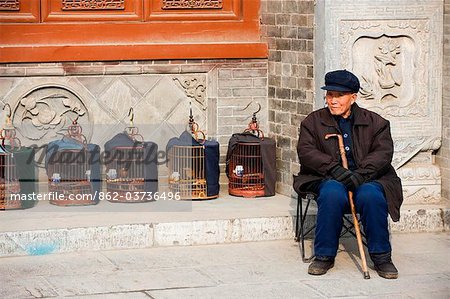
[
  {"x1": 104, "y1": 112, "x2": 158, "y2": 203},
  {"x1": 45, "y1": 119, "x2": 101, "y2": 206}
]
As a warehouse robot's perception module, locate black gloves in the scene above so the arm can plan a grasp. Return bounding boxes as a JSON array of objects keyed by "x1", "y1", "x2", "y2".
[
  {"x1": 348, "y1": 172, "x2": 365, "y2": 191},
  {"x1": 330, "y1": 165, "x2": 352, "y2": 183},
  {"x1": 330, "y1": 165, "x2": 365, "y2": 191}
]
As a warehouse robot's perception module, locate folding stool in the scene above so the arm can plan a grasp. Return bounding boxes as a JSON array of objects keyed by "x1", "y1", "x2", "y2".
[{"x1": 295, "y1": 192, "x2": 368, "y2": 262}]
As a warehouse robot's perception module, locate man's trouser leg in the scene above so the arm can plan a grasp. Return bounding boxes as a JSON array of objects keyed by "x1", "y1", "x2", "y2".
[
  {"x1": 314, "y1": 180, "x2": 348, "y2": 257},
  {"x1": 353, "y1": 182, "x2": 391, "y2": 254}
]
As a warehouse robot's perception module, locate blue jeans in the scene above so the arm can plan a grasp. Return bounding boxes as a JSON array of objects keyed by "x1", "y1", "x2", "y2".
[{"x1": 314, "y1": 180, "x2": 391, "y2": 257}]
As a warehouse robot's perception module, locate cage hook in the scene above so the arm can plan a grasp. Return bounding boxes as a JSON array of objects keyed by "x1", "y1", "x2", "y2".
[
  {"x1": 187, "y1": 102, "x2": 205, "y2": 142},
  {"x1": 3, "y1": 103, "x2": 11, "y2": 118},
  {"x1": 71, "y1": 116, "x2": 79, "y2": 125},
  {"x1": 3, "y1": 103, "x2": 13, "y2": 128},
  {"x1": 240, "y1": 101, "x2": 252, "y2": 112},
  {"x1": 188, "y1": 102, "x2": 194, "y2": 127},
  {"x1": 124, "y1": 108, "x2": 143, "y2": 142},
  {"x1": 253, "y1": 102, "x2": 261, "y2": 115},
  {"x1": 66, "y1": 116, "x2": 87, "y2": 146},
  {"x1": 251, "y1": 102, "x2": 261, "y2": 123},
  {"x1": 240, "y1": 101, "x2": 261, "y2": 114},
  {"x1": 240, "y1": 101, "x2": 261, "y2": 123},
  {"x1": 242, "y1": 102, "x2": 264, "y2": 139},
  {"x1": 188, "y1": 101, "x2": 196, "y2": 134},
  {"x1": 128, "y1": 107, "x2": 134, "y2": 126}
]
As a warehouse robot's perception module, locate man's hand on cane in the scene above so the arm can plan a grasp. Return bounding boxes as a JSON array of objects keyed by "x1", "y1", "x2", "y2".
[{"x1": 330, "y1": 165, "x2": 365, "y2": 191}]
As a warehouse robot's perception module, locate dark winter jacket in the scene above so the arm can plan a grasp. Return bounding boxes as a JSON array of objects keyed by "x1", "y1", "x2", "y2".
[{"x1": 293, "y1": 104, "x2": 403, "y2": 221}]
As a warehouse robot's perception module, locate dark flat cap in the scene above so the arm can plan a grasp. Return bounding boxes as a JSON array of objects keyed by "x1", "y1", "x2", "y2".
[{"x1": 321, "y1": 69, "x2": 360, "y2": 93}]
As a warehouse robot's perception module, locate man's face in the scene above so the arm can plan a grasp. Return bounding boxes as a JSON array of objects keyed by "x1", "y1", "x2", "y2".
[{"x1": 325, "y1": 90, "x2": 357, "y2": 118}]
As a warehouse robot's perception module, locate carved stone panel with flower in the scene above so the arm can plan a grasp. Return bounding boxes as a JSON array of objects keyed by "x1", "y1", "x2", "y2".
[
  {"x1": 172, "y1": 75, "x2": 207, "y2": 110},
  {"x1": 341, "y1": 21, "x2": 428, "y2": 118},
  {"x1": 12, "y1": 86, "x2": 91, "y2": 145}
]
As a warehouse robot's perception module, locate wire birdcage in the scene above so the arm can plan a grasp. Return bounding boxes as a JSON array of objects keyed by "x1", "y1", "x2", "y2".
[
  {"x1": 0, "y1": 105, "x2": 21, "y2": 209},
  {"x1": 167, "y1": 103, "x2": 219, "y2": 200},
  {"x1": 168, "y1": 144, "x2": 208, "y2": 199},
  {"x1": 47, "y1": 118, "x2": 96, "y2": 206},
  {"x1": 105, "y1": 108, "x2": 155, "y2": 203},
  {"x1": 0, "y1": 151, "x2": 21, "y2": 210},
  {"x1": 227, "y1": 102, "x2": 275, "y2": 197},
  {"x1": 228, "y1": 142, "x2": 265, "y2": 197},
  {"x1": 106, "y1": 147, "x2": 146, "y2": 201}
]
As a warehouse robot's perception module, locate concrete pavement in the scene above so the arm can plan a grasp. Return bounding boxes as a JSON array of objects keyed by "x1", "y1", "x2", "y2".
[{"x1": 1, "y1": 232, "x2": 449, "y2": 298}]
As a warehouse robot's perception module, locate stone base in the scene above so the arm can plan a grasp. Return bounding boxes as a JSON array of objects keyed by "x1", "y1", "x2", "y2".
[
  {"x1": 0, "y1": 194, "x2": 447, "y2": 257},
  {"x1": 390, "y1": 204, "x2": 450, "y2": 233}
]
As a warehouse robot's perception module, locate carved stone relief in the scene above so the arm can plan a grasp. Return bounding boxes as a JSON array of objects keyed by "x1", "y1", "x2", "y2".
[
  {"x1": 358, "y1": 37, "x2": 403, "y2": 102},
  {"x1": 342, "y1": 21, "x2": 428, "y2": 118},
  {"x1": 172, "y1": 76, "x2": 207, "y2": 110},
  {"x1": 62, "y1": 0, "x2": 125, "y2": 10},
  {"x1": 397, "y1": 164, "x2": 441, "y2": 183},
  {"x1": 12, "y1": 86, "x2": 91, "y2": 145},
  {"x1": 396, "y1": 151, "x2": 442, "y2": 204},
  {"x1": 392, "y1": 136, "x2": 441, "y2": 170},
  {"x1": 0, "y1": 0, "x2": 19, "y2": 11},
  {"x1": 162, "y1": 0, "x2": 223, "y2": 9},
  {"x1": 403, "y1": 186, "x2": 441, "y2": 204},
  {"x1": 339, "y1": 18, "x2": 442, "y2": 171}
]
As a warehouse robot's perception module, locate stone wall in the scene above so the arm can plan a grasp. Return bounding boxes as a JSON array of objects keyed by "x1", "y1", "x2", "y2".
[
  {"x1": 260, "y1": 0, "x2": 315, "y2": 195},
  {"x1": 0, "y1": 60, "x2": 268, "y2": 188},
  {"x1": 437, "y1": 0, "x2": 450, "y2": 200}
]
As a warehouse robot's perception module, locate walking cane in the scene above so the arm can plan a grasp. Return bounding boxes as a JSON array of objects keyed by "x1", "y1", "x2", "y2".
[{"x1": 325, "y1": 133, "x2": 370, "y2": 279}]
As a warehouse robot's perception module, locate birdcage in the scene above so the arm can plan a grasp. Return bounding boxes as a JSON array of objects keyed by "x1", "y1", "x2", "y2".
[
  {"x1": 0, "y1": 148, "x2": 21, "y2": 210},
  {"x1": 0, "y1": 105, "x2": 22, "y2": 210},
  {"x1": 226, "y1": 103, "x2": 276, "y2": 197},
  {"x1": 104, "y1": 108, "x2": 158, "y2": 203},
  {"x1": 166, "y1": 104, "x2": 219, "y2": 200},
  {"x1": 46, "y1": 119, "x2": 100, "y2": 206},
  {"x1": 227, "y1": 142, "x2": 266, "y2": 197}
]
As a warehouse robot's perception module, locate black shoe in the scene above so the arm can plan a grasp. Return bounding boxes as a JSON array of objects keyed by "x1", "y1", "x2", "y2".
[
  {"x1": 308, "y1": 256, "x2": 335, "y2": 275},
  {"x1": 370, "y1": 252, "x2": 398, "y2": 279}
]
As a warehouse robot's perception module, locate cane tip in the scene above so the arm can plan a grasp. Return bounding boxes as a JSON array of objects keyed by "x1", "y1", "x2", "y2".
[{"x1": 363, "y1": 272, "x2": 371, "y2": 279}]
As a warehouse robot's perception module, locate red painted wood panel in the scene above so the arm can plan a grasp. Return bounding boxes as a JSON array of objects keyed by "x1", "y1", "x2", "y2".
[
  {"x1": 145, "y1": 0, "x2": 241, "y2": 21},
  {"x1": 0, "y1": 43, "x2": 268, "y2": 62},
  {"x1": 0, "y1": 0, "x2": 267, "y2": 62},
  {"x1": 41, "y1": 0, "x2": 143, "y2": 22},
  {"x1": 0, "y1": 0, "x2": 40, "y2": 23}
]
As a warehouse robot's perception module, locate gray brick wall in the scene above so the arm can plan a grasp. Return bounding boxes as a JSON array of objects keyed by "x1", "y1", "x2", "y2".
[
  {"x1": 437, "y1": 0, "x2": 450, "y2": 200},
  {"x1": 261, "y1": 0, "x2": 315, "y2": 195},
  {"x1": 215, "y1": 61, "x2": 269, "y2": 184}
]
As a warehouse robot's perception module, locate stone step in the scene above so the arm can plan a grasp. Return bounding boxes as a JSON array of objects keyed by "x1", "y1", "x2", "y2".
[{"x1": 0, "y1": 194, "x2": 448, "y2": 257}]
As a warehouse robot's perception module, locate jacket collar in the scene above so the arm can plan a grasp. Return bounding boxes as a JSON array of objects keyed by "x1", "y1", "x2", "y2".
[{"x1": 321, "y1": 103, "x2": 370, "y2": 127}]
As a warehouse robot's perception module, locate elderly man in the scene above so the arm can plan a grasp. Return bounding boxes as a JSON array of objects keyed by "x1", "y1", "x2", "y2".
[{"x1": 294, "y1": 69, "x2": 403, "y2": 279}]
